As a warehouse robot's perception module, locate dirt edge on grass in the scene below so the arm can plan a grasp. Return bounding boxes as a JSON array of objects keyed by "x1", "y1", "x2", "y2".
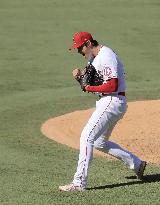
[{"x1": 41, "y1": 100, "x2": 160, "y2": 165}]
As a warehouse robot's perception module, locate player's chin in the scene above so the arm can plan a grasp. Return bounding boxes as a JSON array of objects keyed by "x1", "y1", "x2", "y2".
[
  {"x1": 84, "y1": 53, "x2": 91, "y2": 59},
  {"x1": 80, "y1": 52, "x2": 87, "y2": 59},
  {"x1": 83, "y1": 54, "x2": 88, "y2": 59},
  {"x1": 81, "y1": 53, "x2": 86, "y2": 58}
]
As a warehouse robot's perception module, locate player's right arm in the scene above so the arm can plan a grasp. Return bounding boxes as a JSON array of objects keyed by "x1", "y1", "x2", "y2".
[{"x1": 85, "y1": 78, "x2": 118, "y2": 93}]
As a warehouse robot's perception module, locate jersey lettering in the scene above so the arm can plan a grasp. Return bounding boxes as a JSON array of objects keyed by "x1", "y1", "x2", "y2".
[{"x1": 102, "y1": 67, "x2": 112, "y2": 77}]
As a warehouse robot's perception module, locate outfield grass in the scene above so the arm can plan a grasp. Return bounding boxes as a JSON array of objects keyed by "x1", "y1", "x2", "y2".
[{"x1": 0, "y1": 0, "x2": 160, "y2": 204}]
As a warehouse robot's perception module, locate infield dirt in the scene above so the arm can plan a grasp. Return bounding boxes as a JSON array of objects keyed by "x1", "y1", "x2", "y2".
[{"x1": 41, "y1": 100, "x2": 160, "y2": 165}]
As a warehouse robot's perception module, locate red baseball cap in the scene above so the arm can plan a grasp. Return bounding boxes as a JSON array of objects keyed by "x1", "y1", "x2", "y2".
[{"x1": 71, "y1": 32, "x2": 93, "y2": 49}]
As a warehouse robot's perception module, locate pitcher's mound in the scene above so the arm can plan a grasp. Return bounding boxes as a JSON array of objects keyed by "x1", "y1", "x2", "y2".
[{"x1": 41, "y1": 100, "x2": 160, "y2": 165}]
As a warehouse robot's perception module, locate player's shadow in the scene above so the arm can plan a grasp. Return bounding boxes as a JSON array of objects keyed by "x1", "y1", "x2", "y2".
[{"x1": 86, "y1": 174, "x2": 160, "y2": 190}]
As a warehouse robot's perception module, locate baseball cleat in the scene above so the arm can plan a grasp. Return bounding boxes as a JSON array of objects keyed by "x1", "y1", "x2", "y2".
[
  {"x1": 136, "y1": 161, "x2": 147, "y2": 180},
  {"x1": 58, "y1": 183, "x2": 85, "y2": 192}
]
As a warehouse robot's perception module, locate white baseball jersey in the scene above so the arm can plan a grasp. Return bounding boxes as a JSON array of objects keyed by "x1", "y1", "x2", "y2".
[{"x1": 91, "y1": 46, "x2": 126, "y2": 94}]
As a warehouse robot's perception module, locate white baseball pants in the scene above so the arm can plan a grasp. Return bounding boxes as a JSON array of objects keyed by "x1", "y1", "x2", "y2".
[{"x1": 73, "y1": 95, "x2": 142, "y2": 188}]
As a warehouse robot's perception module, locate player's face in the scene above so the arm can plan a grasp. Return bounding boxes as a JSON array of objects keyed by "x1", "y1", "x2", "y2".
[
  {"x1": 77, "y1": 43, "x2": 87, "y2": 56},
  {"x1": 77, "y1": 42, "x2": 92, "y2": 59}
]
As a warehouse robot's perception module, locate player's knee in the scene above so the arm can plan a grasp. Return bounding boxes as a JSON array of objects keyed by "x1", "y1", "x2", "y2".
[
  {"x1": 94, "y1": 146, "x2": 102, "y2": 151},
  {"x1": 80, "y1": 130, "x2": 94, "y2": 146},
  {"x1": 81, "y1": 128, "x2": 95, "y2": 145},
  {"x1": 94, "y1": 141, "x2": 103, "y2": 150}
]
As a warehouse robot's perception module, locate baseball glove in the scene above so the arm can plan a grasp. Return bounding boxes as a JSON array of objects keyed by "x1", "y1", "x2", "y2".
[{"x1": 78, "y1": 64, "x2": 104, "y2": 92}]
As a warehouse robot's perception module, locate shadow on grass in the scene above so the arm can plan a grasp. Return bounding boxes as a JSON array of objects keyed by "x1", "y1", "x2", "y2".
[{"x1": 86, "y1": 174, "x2": 160, "y2": 190}]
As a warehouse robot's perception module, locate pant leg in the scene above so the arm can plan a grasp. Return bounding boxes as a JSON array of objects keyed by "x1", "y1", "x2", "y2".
[
  {"x1": 72, "y1": 125, "x2": 94, "y2": 188},
  {"x1": 94, "y1": 138, "x2": 141, "y2": 170},
  {"x1": 72, "y1": 97, "x2": 112, "y2": 187},
  {"x1": 94, "y1": 96, "x2": 142, "y2": 171},
  {"x1": 73, "y1": 96, "x2": 125, "y2": 187}
]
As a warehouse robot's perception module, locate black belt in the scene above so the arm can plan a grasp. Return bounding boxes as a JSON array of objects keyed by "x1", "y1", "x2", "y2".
[
  {"x1": 118, "y1": 92, "x2": 125, "y2": 96},
  {"x1": 101, "y1": 92, "x2": 126, "y2": 97}
]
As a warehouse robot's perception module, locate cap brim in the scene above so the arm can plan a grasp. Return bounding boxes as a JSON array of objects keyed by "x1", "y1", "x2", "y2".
[
  {"x1": 69, "y1": 44, "x2": 79, "y2": 51},
  {"x1": 72, "y1": 41, "x2": 85, "y2": 49},
  {"x1": 72, "y1": 44, "x2": 79, "y2": 49}
]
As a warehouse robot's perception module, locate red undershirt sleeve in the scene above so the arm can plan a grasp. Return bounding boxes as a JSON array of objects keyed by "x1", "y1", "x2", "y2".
[{"x1": 85, "y1": 78, "x2": 118, "y2": 93}]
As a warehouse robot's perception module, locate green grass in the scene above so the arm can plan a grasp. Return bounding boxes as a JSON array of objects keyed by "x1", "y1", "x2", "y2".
[{"x1": 0, "y1": 0, "x2": 160, "y2": 204}]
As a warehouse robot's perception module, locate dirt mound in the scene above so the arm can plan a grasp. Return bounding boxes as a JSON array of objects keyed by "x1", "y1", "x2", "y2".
[{"x1": 41, "y1": 100, "x2": 160, "y2": 165}]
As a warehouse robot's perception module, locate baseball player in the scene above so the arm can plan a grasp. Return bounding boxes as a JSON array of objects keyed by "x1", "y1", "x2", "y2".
[{"x1": 59, "y1": 32, "x2": 146, "y2": 192}]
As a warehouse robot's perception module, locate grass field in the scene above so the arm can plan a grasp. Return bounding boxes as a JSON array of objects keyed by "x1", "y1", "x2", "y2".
[{"x1": 0, "y1": 0, "x2": 160, "y2": 204}]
